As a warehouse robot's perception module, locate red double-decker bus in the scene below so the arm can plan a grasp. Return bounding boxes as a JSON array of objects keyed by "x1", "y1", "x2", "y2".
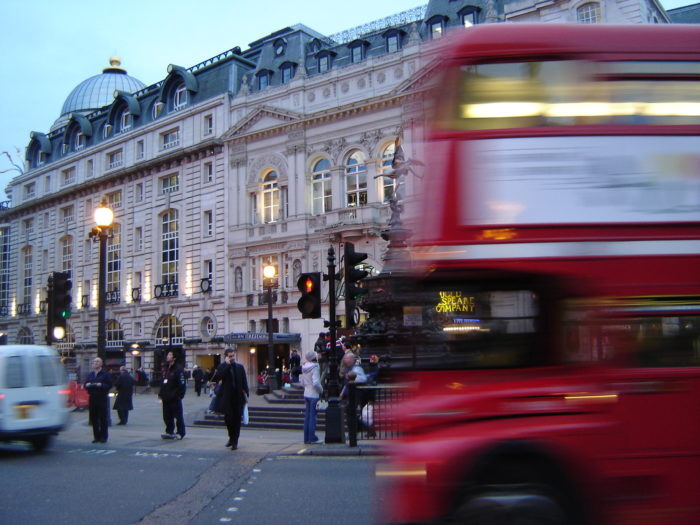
[{"x1": 379, "y1": 24, "x2": 700, "y2": 525}]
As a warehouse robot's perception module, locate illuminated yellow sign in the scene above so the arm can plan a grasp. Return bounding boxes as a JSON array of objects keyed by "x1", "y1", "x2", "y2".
[{"x1": 436, "y1": 291, "x2": 476, "y2": 313}]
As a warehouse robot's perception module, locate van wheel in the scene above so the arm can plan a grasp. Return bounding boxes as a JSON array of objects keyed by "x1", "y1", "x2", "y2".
[
  {"x1": 30, "y1": 435, "x2": 52, "y2": 452},
  {"x1": 449, "y1": 484, "x2": 566, "y2": 525}
]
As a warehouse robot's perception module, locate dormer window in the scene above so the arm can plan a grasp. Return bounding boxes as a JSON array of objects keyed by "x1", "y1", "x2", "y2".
[
  {"x1": 391, "y1": 35, "x2": 401, "y2": 52},
  {"x1": 318, "y1": 54, "x2": 330, "y2": 73},
  {"x1": 174, "y1": 83, "x2": 187, "y2": 111},
  {"x1": 257, "y1": 70, "x2": 271, "y2": 90},
  {"x1": 118, "y1": 108, "x2": 132, "y2": 133},
  {"x1": 348, "y1": 40, "x2": 368, "y2": 64},
  {"x1": 74, "y1": 132, "x2": 85, "y2": 151},
  {"x1": 280, "y1": 63, "x2": 295, "y2": 84},
  {"x1": 460, "y1": 6, "x2": 481, "y2": 26},
  {"x1": 427, "y1": 16, "x2": 447, "y2": 39}
]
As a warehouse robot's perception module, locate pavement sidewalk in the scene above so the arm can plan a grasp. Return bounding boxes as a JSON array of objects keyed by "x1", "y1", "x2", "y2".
[{"x1": 59, "y1": 390, "x2": 384, "y2": 457}]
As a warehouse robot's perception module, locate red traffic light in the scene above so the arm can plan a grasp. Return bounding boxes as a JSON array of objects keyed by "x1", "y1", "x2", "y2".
[{"x1": 297, "y1": 272, "x2": 322, "y2": 319}]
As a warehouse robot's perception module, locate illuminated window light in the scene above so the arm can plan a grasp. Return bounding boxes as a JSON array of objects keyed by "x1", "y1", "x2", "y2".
[
  {"x1": 642, "y1": 102, "x2": 700, "y2": 116},
  {"x1": 462, "y1": 102, "x2": 544, "y2": 119}
]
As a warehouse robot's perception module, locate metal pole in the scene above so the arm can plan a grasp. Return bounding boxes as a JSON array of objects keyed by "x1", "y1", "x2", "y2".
[
  {"x1": 97, "y1": 231, "x2": 107, "y2": 361},
  {"x1": 46, "y1": 273, "x2": 54, "y2": 346},
  {"x1": 324, "y1": 245, "x2": 344, "y2": 443},
  {"x1": 267, "y1": 282, "x2": 278, "y2": 391}
]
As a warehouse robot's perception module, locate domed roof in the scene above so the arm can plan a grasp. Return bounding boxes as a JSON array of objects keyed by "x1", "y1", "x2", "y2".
[{"x1": 51, "y1": 57, "x2": 146, "y2": 131}]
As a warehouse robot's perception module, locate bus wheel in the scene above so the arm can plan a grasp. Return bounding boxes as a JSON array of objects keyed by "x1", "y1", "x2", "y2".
[
  {"x1": 450, "y1": 484, "x2": 566, "y2": 525},
  {"x1": 30, "y1": 435, "x2": 52, "y2": 452}
]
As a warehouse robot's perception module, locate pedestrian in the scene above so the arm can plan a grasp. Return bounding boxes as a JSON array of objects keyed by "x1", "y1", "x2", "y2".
[
  {"x1": 340, "y1": 351, "x2": 367, "y2": 398},
  {"x1": 301, "y1": 351, "x2": 323, "y2": 444},
  {"x1": 113, "y1": 366, "x2": 134, "y2": 425},
  {"x1": 193, "y1": 365, "x2": 204, "y2": 396},
  {"x1": 158, "y1": 351, "x2": 186, "y2": 440},
  {"x1": 289, "y1": 349, "x2": 301, "y2": 383},
  {"x1": 314, "y1": 332, "x2": 328, "y2": 386},
  {"x1": 209, "y1": 349, "x2": 249, "y2": 450},
  {"x1": 84, "y1": 357, "x2": 112, "y2": 443}
]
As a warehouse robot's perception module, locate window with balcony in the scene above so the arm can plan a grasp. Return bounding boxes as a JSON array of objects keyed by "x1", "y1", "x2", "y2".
[
  {"x1": 118, "y1": 108, "x2": 132, "y2": 133},
  {"x1": 60, "y1": 205, "x2": 74, "y2": 223},
  {"x1": 23, "y1": 182, "x2": 36, "y2": 201},
  {"x1": 22, "y1": 218, "x2": 34, "y2": 235},
  {"x1": 61, "y1": 167, "x2": 76, "y2": 186},
  {"x1": 107, "y1": 224, "x2": 121, "y2": 303},
  {"x1": 204, "y1": 162, "x2": 213, "y2": 183},
  {"x1": 261, "y1": 171, "x2": 280, "y2": 224},
  {"x1": 135, "y1": 182, "x2": 144, "y2": 202},
  {"x1": 107, "y1": 190, "x2": 122, "y2": 210},
  {"x1": 311, "y1": 158, "x2": 332, "y2": 215},
  {"x1": 173, "y1": 84, "x2": 187, "y2": 111},
  {"x1": 160, "y1": 174, "x2": 179, "y2": 194},
  {"x1": 161, "y1": 129, "x2": 180, "y2": 151},
  {"x1": 86, "y1": 159, "x2": 94, "y2": 178},
  {"x1": 379, "y1": 143, "x2": 398, "y2": 202},
  {"x1": 107, "y1": 150, "x2": 123, "y2": 170},
  {"x1": 344, "y1": 151, "x2": 368, "y2": 208}
]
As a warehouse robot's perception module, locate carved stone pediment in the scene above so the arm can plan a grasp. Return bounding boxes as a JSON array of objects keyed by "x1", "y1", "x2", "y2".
[{"x1": 222, "y1": 105, "x2": 303, "y2": 140}]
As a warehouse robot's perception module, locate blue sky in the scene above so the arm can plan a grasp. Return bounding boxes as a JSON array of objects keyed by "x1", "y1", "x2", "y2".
[{"x1": 0, "y1": 0, "x2": 691, "y2": 195}]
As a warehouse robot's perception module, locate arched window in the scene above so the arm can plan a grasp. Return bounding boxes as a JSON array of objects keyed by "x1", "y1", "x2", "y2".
[
  {"x1": 344, "y1": 151, "x2": 367, "y2": 208},
  {"x1": 577, "y1": 2, "x2": 601, "y2": 23},
  {"x1": 156, "y1": 315, "x2": 183, "y2": 345},
  {"x1": 379, "y1": 143, "x2": 396, "y2": 203},
  {"x1": 459, "y1": 6, "x2": 481, "y2": 26},
  {"x1": 262, "y1": 171, "x2": 280, "y2": 223},
  {"x1": 106, "y1": 320, "x2": 123, "y2": 349},
  {"x1": 107, "y1": 224, "x2": 121, "y2": 302},
  {"x1": 311, "y1": 159, "x2": 332, "y2": 215},
  {"x1": 161, "y1": 211, "x2": 179, "y2": 285}
]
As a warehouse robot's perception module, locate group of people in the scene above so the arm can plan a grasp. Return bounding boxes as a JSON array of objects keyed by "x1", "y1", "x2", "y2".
[
  {"x1": 84, "y1": 350, "x2": 249, "y2": 450},
  {"x1": 84, "y1": 342, "x2": 375, "y2": 448}
]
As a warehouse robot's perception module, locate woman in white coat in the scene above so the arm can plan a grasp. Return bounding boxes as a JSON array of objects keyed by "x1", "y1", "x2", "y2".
[{"x1": 301, "y1": 351, "x2": 323, "y2": 444}]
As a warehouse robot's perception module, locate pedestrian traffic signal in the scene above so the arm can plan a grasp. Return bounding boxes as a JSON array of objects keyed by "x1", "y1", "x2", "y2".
[
  {"x1": 297, "y1": 272, "x2": 322, "y2": 319},
  {"x1": 50, "y1": 271, "x2": 72, "y2": 340},
  {"x1": 344, "y1": 242, "x2": 368, "y2": 328}
]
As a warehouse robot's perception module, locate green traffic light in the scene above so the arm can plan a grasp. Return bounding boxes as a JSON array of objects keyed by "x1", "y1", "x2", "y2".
[{"x1": 60, "y1": 309, "x2": 71, "y2": 319}]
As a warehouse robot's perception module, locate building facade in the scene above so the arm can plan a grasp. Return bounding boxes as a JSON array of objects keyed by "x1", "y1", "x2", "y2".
[{"x1": 0, "y1": 0, "x2": 669, "y2": 384}]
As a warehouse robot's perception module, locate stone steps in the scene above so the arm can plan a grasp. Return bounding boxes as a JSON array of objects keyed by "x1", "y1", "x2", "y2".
[{"x1": 193, "y1": 404, "x2": 326, "y2": 431}]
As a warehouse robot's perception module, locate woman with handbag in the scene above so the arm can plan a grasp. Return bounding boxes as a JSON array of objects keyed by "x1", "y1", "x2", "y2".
[{"x1": 301, "y1": 351, "x2": 323, "y2": 444}]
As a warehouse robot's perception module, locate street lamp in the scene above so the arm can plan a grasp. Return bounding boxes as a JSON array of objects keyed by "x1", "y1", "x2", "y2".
[
  {"x1": 88, "y1": 200, "x2": 113, "y2": 361},
  {"x1": 263, "y1": 264, "x2": 278, "y2": 391}
]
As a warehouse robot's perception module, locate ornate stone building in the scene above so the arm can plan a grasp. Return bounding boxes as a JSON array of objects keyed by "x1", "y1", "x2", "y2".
[{"x1": 0, "y1": 0, "x2": 670, "y2": 383}]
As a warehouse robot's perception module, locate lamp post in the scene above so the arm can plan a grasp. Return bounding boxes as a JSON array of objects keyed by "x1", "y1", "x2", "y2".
[
  {"x1": 89, "y1": 201, "x2": 114, "y2": 362},
  {"x1": 263, "y1": 264, "x2": 278, "y2": 391}
]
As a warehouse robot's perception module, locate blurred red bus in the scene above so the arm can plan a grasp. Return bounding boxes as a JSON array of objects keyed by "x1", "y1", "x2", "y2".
[{"x1": 379, "y1": 24, "x2": 700, "y2": 525}]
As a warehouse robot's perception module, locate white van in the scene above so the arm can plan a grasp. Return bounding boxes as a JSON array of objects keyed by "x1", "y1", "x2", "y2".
[{"x1": 0, "y1": 345, "x2": 71, "y2": 451}]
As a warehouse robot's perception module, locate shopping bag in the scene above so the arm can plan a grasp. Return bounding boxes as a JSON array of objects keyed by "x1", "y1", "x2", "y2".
[{"x1": 242, "y1": 404, "x2": 249, "y2": 425}]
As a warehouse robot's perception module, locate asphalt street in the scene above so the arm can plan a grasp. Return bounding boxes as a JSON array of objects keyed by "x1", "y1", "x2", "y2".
[{"x1": 0, "y1": 389, "x2": 383, "y2": 525}]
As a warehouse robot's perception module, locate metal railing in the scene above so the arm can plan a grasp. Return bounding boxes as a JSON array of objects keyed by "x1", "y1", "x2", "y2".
[{"x1": 346, "y1": 383, "x2": 408, "y2": 445}]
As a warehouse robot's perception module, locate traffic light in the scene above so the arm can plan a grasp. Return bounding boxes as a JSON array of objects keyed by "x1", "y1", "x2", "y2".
[
  {"x1": 51, "y1": 271, "x2": 72, "y2": 340},
  {"x1": 344, "y1": 242, "x2": 368, "y2": 328},
  {"x1": 297, "y1": 272, "x2": 322, "y2": 319}
]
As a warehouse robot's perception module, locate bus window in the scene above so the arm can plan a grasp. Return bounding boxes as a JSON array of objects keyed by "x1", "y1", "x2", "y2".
[
  {"x1": 408, "y1": 285, "x2": 541, "y2": 369},
  {"x1": 447, "y1": 60, "x2": 700, "y2": 130},
  {"x1": 624, "y1": 315, "x2": 700, "y2": 367}
]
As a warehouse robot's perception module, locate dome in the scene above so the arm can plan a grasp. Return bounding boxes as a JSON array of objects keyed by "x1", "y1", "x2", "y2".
[{"x1": 51, "y1": 57, "x2": 146, "y2": 131}]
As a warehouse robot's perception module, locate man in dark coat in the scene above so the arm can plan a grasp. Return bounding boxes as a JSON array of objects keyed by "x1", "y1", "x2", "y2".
[
  {"x1": 113, "y1": 366, "x2": 135, "y2": 425},
  {"x1": 158, "y1": 351, "x2": 186, "y2": 440},
  {"x1": 209, "y1": 349, "x2": 249, "y2": 450},
  {"x1": 192, "y1": 365, "x2": 204, "y2": 397},
  {"x1": 84, "y1": 357, "x2": 112, "y2": 443},
  {"x1": 289, "y1": 350, "x2": 301, "y2": 383}
]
